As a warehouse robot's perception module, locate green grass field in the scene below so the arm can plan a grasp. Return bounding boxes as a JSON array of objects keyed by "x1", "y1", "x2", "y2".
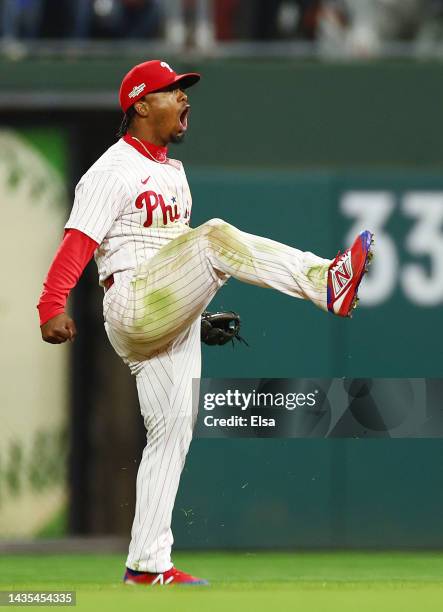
[{"x1": 1, "y1": 552, "x2": 443, "y2": 611}]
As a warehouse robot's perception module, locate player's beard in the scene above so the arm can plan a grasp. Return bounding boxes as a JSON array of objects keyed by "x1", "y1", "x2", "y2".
[{"x1": 171, "y1": 132, "x2": 186, "y2": 144}]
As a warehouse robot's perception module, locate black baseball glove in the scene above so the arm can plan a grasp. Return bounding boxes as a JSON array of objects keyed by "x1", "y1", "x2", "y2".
[{"x1": 200, "y1": 311, "x2": 248, "y2": 346}]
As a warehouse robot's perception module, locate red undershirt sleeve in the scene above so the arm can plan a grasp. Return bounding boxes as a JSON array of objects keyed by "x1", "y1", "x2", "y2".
[{"x1": 37, "y1": 228, "x2": 99, "y2": 326}]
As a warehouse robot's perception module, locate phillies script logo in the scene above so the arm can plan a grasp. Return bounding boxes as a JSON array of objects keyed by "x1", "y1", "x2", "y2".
[{"x1": 135, "y1": 190, "x2": 180, "y2": 227}]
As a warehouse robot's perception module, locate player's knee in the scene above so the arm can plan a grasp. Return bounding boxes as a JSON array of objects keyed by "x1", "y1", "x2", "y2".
[
  {"x1": 202, "y1": 218, "x2": 234, "y2": 239},
  {"x1": 199, "y1": 218, "x2": 239, "y2": 265},
  {"x1": 204, "y1": 218, "x2": 229, "y2": 230}
]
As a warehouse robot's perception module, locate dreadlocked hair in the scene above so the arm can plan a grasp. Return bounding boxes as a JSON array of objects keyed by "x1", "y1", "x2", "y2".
[{"x1": 116, "y1": 105, "x2": 137, "y2": 139}]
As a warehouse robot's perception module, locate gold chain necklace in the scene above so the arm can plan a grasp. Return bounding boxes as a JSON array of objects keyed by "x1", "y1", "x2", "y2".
[{"x1": 131, "y1": 136, "x2": 167, "y2": 164}]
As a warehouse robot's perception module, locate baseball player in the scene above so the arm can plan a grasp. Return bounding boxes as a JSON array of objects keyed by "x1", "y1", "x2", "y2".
[{"x1": 38, "y1": 60, "x2": 373, "y2": 586}]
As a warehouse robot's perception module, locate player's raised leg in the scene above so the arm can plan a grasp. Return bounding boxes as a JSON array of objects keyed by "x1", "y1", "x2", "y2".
[
  {"x1": 201, "y1": 220, "x2": 373, "y2": 319},
  {"x1": 105, "y1": 219, "x2": 373, "y2": 360}
]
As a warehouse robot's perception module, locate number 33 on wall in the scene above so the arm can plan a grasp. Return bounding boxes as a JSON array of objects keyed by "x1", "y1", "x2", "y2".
[{"x1": 341, "y1": 191, "x2": 443, "y2": 307}]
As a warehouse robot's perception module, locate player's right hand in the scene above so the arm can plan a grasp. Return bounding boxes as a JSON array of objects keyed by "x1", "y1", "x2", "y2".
[{"x1": 40, "y1": 313, "x2": 77, "y2": 344}]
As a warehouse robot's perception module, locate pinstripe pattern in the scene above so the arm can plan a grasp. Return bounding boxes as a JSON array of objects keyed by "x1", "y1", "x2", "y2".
[
  {"x1": 65, "y1": 139, "x2": 192, "y2": 286},
  {"x1": 103, "y1": 220, "x2": 330, "y2": 573},
  {"x1": 105, "y1": 218, "x2": 330, "y2": 362},
  {"x1": 105, "y1": 318, "x2": 200, "y2": 572},
  {"x1": 71, "y1": 138, "x2": 332, "y2": 574}
]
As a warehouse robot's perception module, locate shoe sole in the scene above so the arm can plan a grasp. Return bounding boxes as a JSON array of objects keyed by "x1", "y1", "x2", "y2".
[
  {"x1": 347, "y1": 231, "x2": 374, "y2": 318},
  {"x1": 124, "y1": 578, "x2": 209, "y2": 586}
]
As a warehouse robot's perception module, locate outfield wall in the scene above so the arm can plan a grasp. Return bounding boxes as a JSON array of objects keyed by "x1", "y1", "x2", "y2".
[
  {"x1": 1, "y1": 58, "x2": 442, "y2": 171},
  {"x1": 175, "y1": 168, "x2": 443, "y2": 549},
  {"x1": 1, "y1": 58, "x2": 442, "y2": 546}
]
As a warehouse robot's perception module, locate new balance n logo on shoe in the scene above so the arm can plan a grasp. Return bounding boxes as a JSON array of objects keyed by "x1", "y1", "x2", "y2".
[
  {"x1": 123, "y1": 566, "x2": 209, "y2": 585},
  {"x1": 151, "y1": 574, "x2": 174, "y2": 585},
  {"x1": 327, "y1": 230, "x2": 374, "y2": 317},
  {"x1": 331, "y1": 251, "x2": 353, "y2": 296}
]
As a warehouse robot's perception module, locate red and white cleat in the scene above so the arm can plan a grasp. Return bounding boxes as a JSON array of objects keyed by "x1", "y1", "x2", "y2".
[
  {"x1": 327, "y1": 230, "x2": 374, "y2": 317},
  {"x1": 124, "y1": 566, "x2": 209, "y2": 586}
]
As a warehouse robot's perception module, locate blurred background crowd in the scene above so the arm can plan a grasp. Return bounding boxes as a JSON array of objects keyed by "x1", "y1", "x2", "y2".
[{"x1": 2, "y1": 0, "x2": 443, "y2": 57}]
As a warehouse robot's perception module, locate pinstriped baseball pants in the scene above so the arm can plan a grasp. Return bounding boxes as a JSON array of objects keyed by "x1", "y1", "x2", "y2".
[{"x1": 104, "y1": 218, "x2": 331, "y2": 572}]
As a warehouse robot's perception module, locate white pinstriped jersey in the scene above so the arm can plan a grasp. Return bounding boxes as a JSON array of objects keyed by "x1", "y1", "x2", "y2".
[
  {"x1": 65, "y1": 139, "x2": 192, "y2": 286},
  {"x1": 82, "y1": 138, "x2": 332, "y2": 574}
]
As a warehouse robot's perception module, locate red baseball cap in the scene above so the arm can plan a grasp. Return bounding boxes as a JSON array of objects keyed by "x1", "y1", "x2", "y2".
[{"x1": 119, "y1": 59, "x2": 200, "y2": 112}]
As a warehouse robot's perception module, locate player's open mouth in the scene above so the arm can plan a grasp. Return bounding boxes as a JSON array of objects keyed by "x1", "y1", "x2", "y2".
[{"x1": 179, "y1": 105, "x2": 190, "y2": 131}]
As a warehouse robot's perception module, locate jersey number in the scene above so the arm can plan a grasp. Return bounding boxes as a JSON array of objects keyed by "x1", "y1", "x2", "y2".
[{"x1": 341, "y1": 191, "x2": 443, "y2": 306}]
